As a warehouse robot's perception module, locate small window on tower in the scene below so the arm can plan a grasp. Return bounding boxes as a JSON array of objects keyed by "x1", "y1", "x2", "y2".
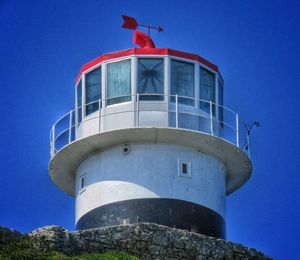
[
  {"x1": 178, "y1": 159, "x2": 191, "y2": 178},
  {"x1": 182, "y1": 162, "x2": 188, "y2": 174},
  {"x1": 80, "y1": 174, "x2": 86, "y2": 192}
]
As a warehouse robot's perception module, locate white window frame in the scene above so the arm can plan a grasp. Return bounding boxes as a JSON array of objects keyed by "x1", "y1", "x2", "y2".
[
  {"x1": 75, "y1": 79, "x2": 83, "y2": 127},
  {"x1": 217, "y1": 76, "x2": 224, "y2": 128},
  {"x1": 84, "y1": 65, "x2": 102, "y2": 117},
  {"x1": 105, "y1": 58, "x2": 132, "y2": 107},
  {"x1": 79, "y1": 173, "x2": 86, "y2": 193},
  {"x1": 136, "y1": 56, "x2": 166, "y2": 102},
  {"x1": 170, "y1": 58, "x2": 197, "y2": 108},
  {"x1": 178, "y1": 159, "x2": 192, "y2": 178},
  {"x1": 199, "y1": 65, "x2": 217, "y2": 116}
]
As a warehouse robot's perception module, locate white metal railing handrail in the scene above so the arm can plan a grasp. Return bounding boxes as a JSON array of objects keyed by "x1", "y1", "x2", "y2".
[
  {"x1": 51, "y1": 95, "x2": 236, "y2": 136},
  {"x1": 50, "y1": 94, "x2": 248, "y2": 158},
  {"x1": 56, "y1": 95, "x2": 234, "y2": 129},
  {"x1": 85, "y1": 94, "x2": 232, "y2": 112}
]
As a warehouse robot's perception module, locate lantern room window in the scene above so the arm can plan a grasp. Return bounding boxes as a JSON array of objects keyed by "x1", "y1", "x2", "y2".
[
  {"x1": 218, "y1": 79, "x2": 224, "y2": 127},
  {"x1": 85, "y1": 66, "x2": 101, "y2": 115},
  {"x1": 76, "y1": 79, "x2": 82, "y2": 123},
  {"x1": 107, "y1": 59, "x2": 131, "y2": 106},
  {"x1": 200, "y1": 67, "x2": 215, "y2": 115},
  {"x1": 137, "y1": 58, "x2": 164, "y2": 101},
  {"x1": 171, "y1": 60, "x2": 195, "y2": 106}
]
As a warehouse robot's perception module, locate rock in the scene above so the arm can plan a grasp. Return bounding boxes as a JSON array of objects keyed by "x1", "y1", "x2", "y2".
[
  {"x1": 148, "y1": 245, "x2": 161, "y2": 255},
  {"x1": 0, "y1": 223, "x2": 271, "y2": 259},
  {"x1": 29, "y1": 225, "x2": 82, "y2": 255}
]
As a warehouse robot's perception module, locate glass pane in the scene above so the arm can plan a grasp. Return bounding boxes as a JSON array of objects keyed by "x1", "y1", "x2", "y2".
[
  {"x1": 137, "y1": 58, "x2": 164, "y2": 101},
  {"x1": 86, "y1": 67, "x2": 101, "y2": 115},
  {"x1": 171, "y1": 60, "x2": 194, "y2": 105},
  {"x1": 182, "y1": 163, "x2": 188, "y2": 174},
  {"x1": 107, "y1": 59, "x2": 131, "y2": 105},
  {"x1": 218, "y1": 79, "x2": 224, "y2": 126},
  {"x1": 81, "y1": 177, "x2": 85, "y2": 189},
  {"x1": 200, "y1": 67, "x2": 215, "y2": 115},
  {"x1": 77, "y1": 80, "x2": 82, "y2": 123}
]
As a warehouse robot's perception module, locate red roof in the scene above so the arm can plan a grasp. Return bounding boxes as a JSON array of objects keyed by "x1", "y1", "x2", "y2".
[{"x1": 76, "y1": 48, "x2": 223, "y2": 85}]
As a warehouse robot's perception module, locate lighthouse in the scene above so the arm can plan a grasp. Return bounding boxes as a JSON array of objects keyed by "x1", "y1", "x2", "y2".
[{"x1": 49, "y1": 20, "x2": 251, "y2": 239}]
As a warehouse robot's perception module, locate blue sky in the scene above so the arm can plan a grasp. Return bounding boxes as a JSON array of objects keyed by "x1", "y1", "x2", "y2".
[{"x1": 0, "y1": 0, "x2": 299, "y2": 258}]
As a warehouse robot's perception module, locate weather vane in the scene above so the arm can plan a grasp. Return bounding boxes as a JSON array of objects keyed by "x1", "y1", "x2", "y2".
[{"x1": 121, "y1": 15, "x2": 164, "y2": 36}]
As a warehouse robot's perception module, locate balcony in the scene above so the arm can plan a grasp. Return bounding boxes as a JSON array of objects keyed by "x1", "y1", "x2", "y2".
[{"x1": 50, "y1": 94, "x2": 248, "y2": 158}]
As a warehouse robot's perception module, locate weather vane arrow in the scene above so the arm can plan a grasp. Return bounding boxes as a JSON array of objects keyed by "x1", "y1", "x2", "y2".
[{"x1": 122, "y1": 15, "x2": 163, "y2": 35}]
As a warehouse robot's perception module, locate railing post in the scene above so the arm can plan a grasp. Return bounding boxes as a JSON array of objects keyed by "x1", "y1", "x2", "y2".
[
  {"x1": 136, "y1": 94, "x2": 139, "y2": 127},
  {"x1": 98, "y1": 99, "x2": 102, "y2": 132},
  {"x1": 175, "y1": 94, "x2": 179, "y2": 128},
  {"x1": 68, "y1": 110, "x2": 72, "y2": 144},
  {"x1": 236, "y1": 113, "x2": 239, "y2": 147},
  {"x1": 210, "y1": 101, "x2": 214, "y2": 136}
]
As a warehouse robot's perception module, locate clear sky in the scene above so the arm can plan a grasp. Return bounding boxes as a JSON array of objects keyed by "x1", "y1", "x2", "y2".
[{"x1": 0, "y1": 0, "x2": 299, "y2": 258}]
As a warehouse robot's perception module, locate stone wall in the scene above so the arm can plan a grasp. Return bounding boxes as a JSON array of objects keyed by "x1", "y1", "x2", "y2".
[{"x1": 29, "y1": 223, "x2": 271, "y2": 259}]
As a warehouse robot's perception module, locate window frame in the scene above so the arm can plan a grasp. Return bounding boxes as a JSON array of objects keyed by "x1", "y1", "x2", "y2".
[
  {"x1": 170, "y1": 58, "x2": 196, "y2": 107},
  {"x1": 79, "y1": 173, "x2": 86, "y2": 193},
  {"x1": 85, "y1": 65, "x2": 102, "y2": 116},
  {"x1": 76, "y1": 79, "x2": 83, "y2": 125},
  {"x1": 178, "y1": 159, "x2": 192, "y2": 178},
  {"x1": 106, "y1": 58, "x2": 132, "y2": 106},
  {"x1": 137, "y1": 57, "x2": 165, "y2": 101},
  {"x1": 218, "y1": 77, "x2": 224, "y2": 127},
  {"x1": 199, "y1": 65, "x2": 217, "y2": 116}
]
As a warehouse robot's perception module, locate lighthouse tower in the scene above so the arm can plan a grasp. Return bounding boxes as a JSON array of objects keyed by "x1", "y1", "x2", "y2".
[{"x1": 49, "y1": 27, "x2": 251, "y2": 239}]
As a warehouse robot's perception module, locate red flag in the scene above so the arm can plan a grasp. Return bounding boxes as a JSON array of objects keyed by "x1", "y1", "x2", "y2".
[{"x1": 122, "y1": 15, "x2": 138, "y2": 30}]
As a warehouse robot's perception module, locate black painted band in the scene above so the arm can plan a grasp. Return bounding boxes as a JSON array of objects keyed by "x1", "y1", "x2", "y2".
[{"x1": 76, "y1": 198, "x2": 225, "y2": 238}]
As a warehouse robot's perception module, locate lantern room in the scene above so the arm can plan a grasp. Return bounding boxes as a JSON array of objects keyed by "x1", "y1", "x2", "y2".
[{"x1": 74, "y1": 48, "x2": 224, "y2": 140}]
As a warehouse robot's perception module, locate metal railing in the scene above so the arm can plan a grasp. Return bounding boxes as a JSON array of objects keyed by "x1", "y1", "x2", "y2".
[{"x1": 50, "y1": 94, "x2": 249, "y2": 158}]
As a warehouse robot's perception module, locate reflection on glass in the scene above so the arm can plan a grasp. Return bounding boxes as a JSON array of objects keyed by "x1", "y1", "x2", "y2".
[
  {"x1": 200, "y1": 67, "x2": 215, "y2": 115},
  {"x1": 171, "y1": 60, "x2": 194, "y2": 105},
  {"x1": 77, "y1": 80, "x2": 82, "y2": 123},
  {"x1": 85, "y1": 67, "x2": 101, "y2": 115},
  {"x1": 137, "y1": 58, "x2": 164, "y2": 100},
  {"x1": 107, "y1": 59, "x2": 131, "y2": 105}
]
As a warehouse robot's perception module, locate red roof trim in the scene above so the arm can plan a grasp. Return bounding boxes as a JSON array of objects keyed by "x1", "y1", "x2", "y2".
[{"x1": 75, "y1": 48, "x2": 223, "y2": 85}]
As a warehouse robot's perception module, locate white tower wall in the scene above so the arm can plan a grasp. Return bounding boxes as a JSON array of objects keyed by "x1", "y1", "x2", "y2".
[{"x1": 75, "y1": 143, "x2": 226, "y2": 223}]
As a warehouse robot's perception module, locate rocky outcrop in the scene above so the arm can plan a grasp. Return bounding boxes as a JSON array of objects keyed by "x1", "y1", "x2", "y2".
[{"x1": 29, "y1": 223, "x2": 272, "y2": 259}]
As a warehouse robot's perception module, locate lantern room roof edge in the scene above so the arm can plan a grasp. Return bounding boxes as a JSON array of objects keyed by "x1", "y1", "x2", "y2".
[{"x1": 75, "y1": 48, "x2": 223, "y2": 85}]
